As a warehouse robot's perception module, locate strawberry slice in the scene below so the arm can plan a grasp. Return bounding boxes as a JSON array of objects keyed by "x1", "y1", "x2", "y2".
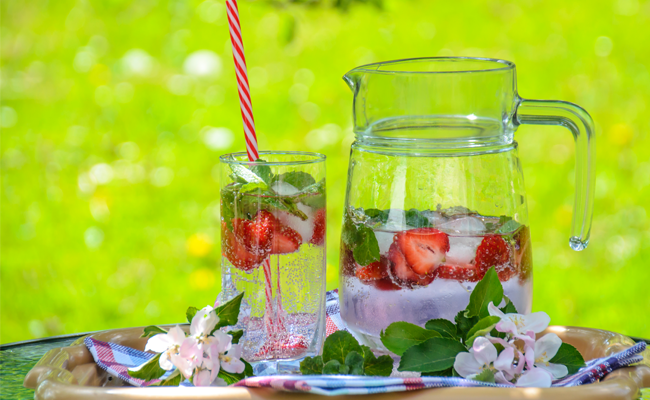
[
  {"x1": 340, "y1": 247, "x2": 356, "y2": 278},
  {"x1": 394, "y1": 228, "x2": 449, "y2": 276},
  {"x1": 435, "y1": 263, "x2": 480, "y2": 282},
  {"x1": 232, "y1": 210, "x2": 275, "y2": 257},
  {"x1": 371, "y1": 277, "x2": 402, "y2": 291},
  {"x1": 221, "y1": 222, "x2": 265, "y2": 272},
  {"x1": 271, "y1": 224, "x2": 302, "y2": 254},
  {"x1": 388, "y1": 243, "x2": 434, "y2": 288},
  {"x1": 355, "y1": 256, "x2": 389, "y2": 282},
  {"x1": 309, "y1": 208, "x2": 326, "y2": 246},
  {"x1": 475, "y1": 235, "x2": 512, "y2": 280}
]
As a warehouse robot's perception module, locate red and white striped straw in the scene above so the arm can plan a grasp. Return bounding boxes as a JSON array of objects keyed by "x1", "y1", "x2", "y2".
[
  {"x1": 226, "y1": 0, "x2": 280, "y2": 337},
  {"x1": 226, "y1": 0, "x2": 259, "y2": 162}
]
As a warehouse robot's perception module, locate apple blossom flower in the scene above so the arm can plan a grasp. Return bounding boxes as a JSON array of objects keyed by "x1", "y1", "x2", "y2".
[
  {"x1": 530, "y1": 333, "x2": 568, "y2": 379},
  {"x1": 220, "y1": 344, "x2": 245, "y2": 374},
  {"x1": 454, "y1": 337, "x2": 498, "y2": 379},
  {"x1": 190, "y1": 306, "x2": 219, "y2": 348},
  {"x1": 144, "y1": 325, "x2": 187, "y2": 370},
  {"x1": 488, "y1": 302, "x2": 550, "y2": 346},
  {"x1": 515, "y1": 367, "x2": 553, "y2": 387}
]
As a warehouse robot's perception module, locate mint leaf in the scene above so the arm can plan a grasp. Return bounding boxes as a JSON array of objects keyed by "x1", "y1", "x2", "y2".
[
  {"x1": 157, "y1": 370, "x2": 182, "y2": 386},
  {"x1": 128, "y1": 353, "x2": 167, "y2": 381},
  {"x1": 186, "y1": 307, "x2": 199, "y2": 324},
  {"x1": 398, "y1": 337, "x2": 468, "y2": 373},
  {"x1": 472, "y1": 368, "x2": 495, "y2": 383},
  {"x1": 322, "y1": 330, "x2": 363, "y2": 365},
  {"x1": 239, "y1": 182, "x2": 269, "y2": 194},
  {"x1": 141, "y1": 326, "x2": 167, "y2": 338},
  {"x1": 275, "y1": 171, "x2": 316, "y2": 190},
  {"x1": 465, "y1": 316, "x2": 501, "y2": 347},
  {"x1": 229, "y1": 163, "x2": 266, "y2": 184},
  {"x1": 298, "y1": 179, "x2": 326, "y2": 209},
  {"x1": 405, "y1": 209, "x2": 432, "y2": 228},
  {"x1": 380, "y1": 321, "x2": 441, "y2": 356},
  {"x1": 364, "y1": 208, "x2": 388, "y2": 223},
  {"x1": 352, "y1": 225, "x2": 380, "y2": 266},
  {"x1": 300, "y1": 356, "x2": 324, "y2": 375},
  {"x1": 251, "y1": 161, "x2": 273, "y2": 184},
  {"x1": 455, "y1": 310, "x2": 479, "y2": 343},
  {"x1": 465, "y1": 267, "x2": 503, "y2": 319},
  {"x1": 345, "y1": 351, "x2": 365, "y2": 375},
  {"x1": 211, "y1": 292, "x2": 244, "y2": 332},
  {"x1": 228, "y1": 329, "x2": 244, "y2": 344},
  {"x1": 361, "y1": 346, "x2": 393, "y2": 376},
  {"x1": 549, "y1": 342, "x2": 586, "y2": 374},
  {"x1": 500, "y1": 296, "x2": 518, "y2": 314},
  {"x1": 425, "y1": 319, "x2": 458, "y2": 339},
  {"x1": 323, "y1": 360, "x2": 348, "y2": 375},
  {"x1": 497, "y1": 219, "x2": 522, "y2": 234}
]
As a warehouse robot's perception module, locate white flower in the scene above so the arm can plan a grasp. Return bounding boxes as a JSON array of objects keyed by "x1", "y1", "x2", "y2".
[
  {"x1": 171, "y1": 337, "x2": 203, "y2": 379},
  {"x1": 144, "y1": 325, "x2": 187, "y2": 370},
  {"x1": 530, "y1": 333, "x2": 568, "y2": 379},
  {"x1": 488, "y1": 302, "x2": 550, "y2": 343},
  {"x1": 516, "y1": 367, "x2": 553, "y2": 387},
  {"x1": 454, "y1": 337, "x2": 498, "y2": 378},
  {"x1": 190, "y1": 306, "x2": 219, "y2": 348},
  {"x1": 220, "y1": 344, "x2": 245, "y2": 374}
]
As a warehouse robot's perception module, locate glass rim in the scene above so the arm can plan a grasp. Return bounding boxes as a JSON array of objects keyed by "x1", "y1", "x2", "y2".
[
  {"x1": 219, "y1": 151, "x2": 326, "y2": 166},
  {"x1": 347, "y1": 57, "x2": 515, "y2": 75}
]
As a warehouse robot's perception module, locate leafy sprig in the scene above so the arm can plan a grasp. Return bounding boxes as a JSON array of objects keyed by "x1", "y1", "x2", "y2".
[{"x1": 299, "y1": 331, "x2": 393, "y2": 376}]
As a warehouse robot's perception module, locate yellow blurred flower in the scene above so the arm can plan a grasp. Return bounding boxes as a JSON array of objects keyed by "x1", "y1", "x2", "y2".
[
  {"x1": 189, "y1": 268, "x2": 216, "y2": 291},
  {"x1": 186, "y1": 233, "x2": 213, "y2": 257}
]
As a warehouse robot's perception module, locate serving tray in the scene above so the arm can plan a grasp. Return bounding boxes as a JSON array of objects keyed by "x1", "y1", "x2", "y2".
[{"x1": 24, "y1": 325, "x2": 650, "y2": 400}]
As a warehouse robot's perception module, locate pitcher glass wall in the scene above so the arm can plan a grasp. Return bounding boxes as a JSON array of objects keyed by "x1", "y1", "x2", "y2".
[{"x1": 338, "y1": 58, "x2": 595, "y2": 351}]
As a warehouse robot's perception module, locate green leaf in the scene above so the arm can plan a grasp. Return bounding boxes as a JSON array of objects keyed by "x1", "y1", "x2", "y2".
[
  {"x1": 239, "y1": 182, "x2": 269, "y2": 194},
  {"x1": 549, "y1": 342, "x2": 586, "y2": 374},
  {"x1": 243, "y1": 359, "x2": 254, "y2": 377},
  {"x1": 217, "y1": 368, "x2": 245, "y2": 385},
  {"x1": 345, "y1": 351, "x2": 365, "y2": 375},
  {"x1": 141, "y1": 325, "x2": 167, "y2": 338},
  {"x1": 422, "y1": 366, "x2": 455, "y2": 377},
  {"x1": 229, "y1": 163, "x2": 266, "y2": 184},
  {"x1": 455, "y1": 310, "x2": 479, "y2": 343},
  {"x1": 186, "y1": 307, "x2": 199, "y2": 324},
  {"x1": 323, "y1": 359, "x2": 347, "y2": 375},
  {"x1": 352, "y1": 225, "x2": 380, "y2": 266},
  {"x1": 500, "y1": 296, "x2": 518, "y2": 314},
  {"x1": 398, "y1": 337, "x2": 468, "y2": 373},
  {"x1": 361, "y1": 346, "x2": 393, "y2": 376},
  {"x1": 322, "y1": 330, "x2": 363, "y2": 364},
  {"x1": 228, "y1": 329, "x2": 244, "y2": 344},
  {"x1": 128, "y1": 353, "x2": 167, "y2": 381},
  {"x1": 465, "y1": 267, "x2": 503, "y2": 319},
  {"x1": 497, "y1": 219, "x2": 522, "y2": 234},
  {"x1": 364, "y1": 208, "x2": 388, "y2": 223},
  {"x1": 157, "y1": 370, "x2": 182, "y2": 386},
  {"x1": 250, "y1": 161, "x2": 273, "y2": 184},
  {"x1": 300, "y1": 356, "x2": 324, "y2": 375},
  {"x1": 211, "y1": 292, "x2": 244, "y2": 332},
  {"x1": 380, "y1": 321, "x2": 441, "y2": 356},
  {"x1": 472, "y1": 368, "x2": 495, "y2": 383},
  {"x1": 405, "y1": 209, "x2": 432, "y2": 228},
  {"x1": 275, "y1": 171, "x2": 316, "y2": 190},
  {"x1": 298, "y1": 179, "x2": 326, "y2": 209},
  {"x1": 425, "y1": 319, "x2": 458, "y2": 339},
  {"x1": 465, "y1": 316, "x2": 501, "y2": 347}
]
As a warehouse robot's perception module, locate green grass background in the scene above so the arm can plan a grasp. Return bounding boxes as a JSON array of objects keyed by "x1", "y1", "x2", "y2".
[{"x1": 2, "y1": 0, "x2": 650, "y2": 343}]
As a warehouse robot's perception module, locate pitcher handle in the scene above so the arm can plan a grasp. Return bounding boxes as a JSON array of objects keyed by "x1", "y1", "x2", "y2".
[{"x1": 515, "y1": 99, "x2": 596, "y2": 251}]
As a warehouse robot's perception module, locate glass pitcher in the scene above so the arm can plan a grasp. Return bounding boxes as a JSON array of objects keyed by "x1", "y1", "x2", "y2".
[{"x1": 338, "y1": 57, "x2": 595, "y2": 351}]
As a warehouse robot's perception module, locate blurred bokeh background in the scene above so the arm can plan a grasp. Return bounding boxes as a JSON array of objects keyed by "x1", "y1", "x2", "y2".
[{"x1": 2, "y1": 0, "x2": 650, "y2": 344}]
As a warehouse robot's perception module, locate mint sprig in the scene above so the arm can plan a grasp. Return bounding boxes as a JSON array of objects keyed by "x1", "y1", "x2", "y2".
[
  {"x1": 300, "y1": 331, "x2": 393, "y2": 376},
  {"x1": 341, "y1": 209, "x2": 380, "y2": 266}
]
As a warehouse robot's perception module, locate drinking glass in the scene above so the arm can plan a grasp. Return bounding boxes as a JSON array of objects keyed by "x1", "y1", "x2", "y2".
[{"x1": 218, "y1": 151, "x2": 327, "y2": 375}]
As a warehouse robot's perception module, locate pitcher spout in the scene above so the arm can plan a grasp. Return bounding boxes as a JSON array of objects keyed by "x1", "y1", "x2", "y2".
[{"x1": 342, "y1": 69, "x2": 363, "y2": 92}]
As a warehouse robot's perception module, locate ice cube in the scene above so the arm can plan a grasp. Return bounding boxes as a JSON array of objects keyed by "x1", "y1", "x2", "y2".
[
  {"x1": 421, "y1": 210, "x2": 448, "y2": 227},
  {"x1": 276, "y1": 203, "x2": 315, "y2": 243},
  {"x1": 446, "y1": 236, "x2": 482, "y2": 264},
  {"x1": 271, "y1": 181, "x2": 300, "y2": 196},
  {"x1": 437, "y1": 216, "x2": 486, "y2": 234},
  {"x1": 375, "y1": 231, "x2": 396, "y2": 255}
]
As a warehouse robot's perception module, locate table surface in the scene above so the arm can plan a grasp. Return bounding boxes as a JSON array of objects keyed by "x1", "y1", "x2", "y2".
[{"x1": 2, "y1": 334, "x2": 649, "y2": 400}]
